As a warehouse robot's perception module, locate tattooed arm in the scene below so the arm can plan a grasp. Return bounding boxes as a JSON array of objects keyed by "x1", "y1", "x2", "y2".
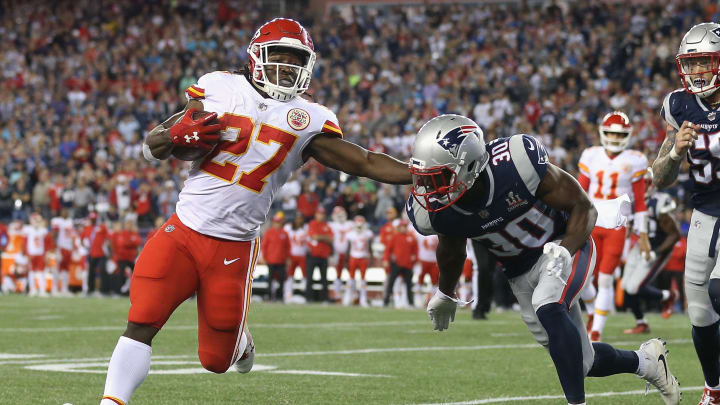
[{"x1": 652, "y1": 121, "x2": 699, "y2": 189}]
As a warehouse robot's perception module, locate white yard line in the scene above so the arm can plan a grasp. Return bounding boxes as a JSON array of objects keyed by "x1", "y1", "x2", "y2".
[
  {"x1": 408, "y1": 386, "x2": 705, "y2": 404},
  {"x1": 1, "y1": 339, "x2": 694, "y2": 366},
  {"x1": 268, "y1": 370, "x2": 392, "y2": 378},
  {"x1": 0, "y1": 320, "x2": 512, "y2": 333}
]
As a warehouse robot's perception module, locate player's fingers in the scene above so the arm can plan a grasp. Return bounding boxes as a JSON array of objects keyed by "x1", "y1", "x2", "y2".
[
  {"x1": 680, "y1": 120, "x2": 691, "y2": 130},
  {"x1": 198, "y1": 112, "x2": 218, "y2": 124}
]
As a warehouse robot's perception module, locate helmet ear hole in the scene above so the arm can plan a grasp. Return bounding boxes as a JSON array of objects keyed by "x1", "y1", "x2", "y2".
[{"x1": 467, "y1": 160, "x2": 476, "y2": 172}]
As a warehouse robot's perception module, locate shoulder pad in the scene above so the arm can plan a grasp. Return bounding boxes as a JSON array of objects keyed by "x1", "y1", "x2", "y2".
[{"x1": 508, "y1": 134, "x2": 549, "y2": 195}]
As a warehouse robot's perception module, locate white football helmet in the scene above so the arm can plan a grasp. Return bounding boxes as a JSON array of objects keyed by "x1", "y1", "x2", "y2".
[
  {"x1": 676, "y1": 22, "x2": 720, "y2": 98},
  {"x1": 247, "y1": 18, "x2": 316, "y2": 102},
  {"x1": 410, "y1": 114, "x2": 489, "y2": 212},
  {"x1": 331, "y1": 206, "x2": 347, "y2": 222},
  {"x1": 599, "y1": 111, "x2": 633, "y2": 153}
]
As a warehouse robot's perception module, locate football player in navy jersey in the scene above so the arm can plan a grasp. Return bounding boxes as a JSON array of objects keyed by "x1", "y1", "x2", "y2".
[
  {"x1": 621, "y1": 171, "x2": 681, "y2": 335},
  {"x1": 654, "y1": 22, "x2": 720, "y2": 405},
  {"x1": 407, "y1": 114, "x2": 680, "y2": 405}
]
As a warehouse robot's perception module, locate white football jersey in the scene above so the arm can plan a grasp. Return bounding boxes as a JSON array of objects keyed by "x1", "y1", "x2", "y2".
[
  {"x1": 416, "y1": 232, "x2": 438, "y2": 262},
  {"x1": 284, "y1": 223, "x2": 308, "y2": 257},
  {"x1": 329, "y1": 220, "x2": 353, "y2": 253},
  {"x1": 51, "y1": 217, "x2": 74, "y2": 250},
  {"x1": 176, "y1": 72, "x2": 343, "y2": 240},
  {"x1": 346, "y1": 228, "x2": 374, "y2": 259},
  {"x1": 23, "y1": 226, "x2": 48, "y2": 256},
  {"x1": 578, "y1": 146, "x2": 648, "y2": 204}
]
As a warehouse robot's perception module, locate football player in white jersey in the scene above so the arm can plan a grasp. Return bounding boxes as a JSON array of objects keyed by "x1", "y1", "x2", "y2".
[
  {"x1": 577, "y1": 111, "x2": 651, "y2": 342},
  {"x1": 283, "y1": 214, "x2": 308, "y2": 302},
  {"x1": 51, "y1": 208, "x2": 74, "y2": 296},
  {"x1": 344, "y1": 216, "x2": 374, "y2": 306},
  {"x1": 23, "y1": 213, "x2": 50, "y2": 297},
  {"x1": 329, "y1": 206, "x2": 352, "y2": 301},
  {"x1": 100, "y1": 18, "x2": 411, "y2": 405}
]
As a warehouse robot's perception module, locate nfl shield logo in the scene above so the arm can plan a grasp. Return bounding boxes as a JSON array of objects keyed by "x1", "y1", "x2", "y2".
[
  {"x1": 164, "y1": 225, "x2": 175, "y2": 233},
  {"x1": 709, "y1": 111, "x2": 716, "y2": 121}
]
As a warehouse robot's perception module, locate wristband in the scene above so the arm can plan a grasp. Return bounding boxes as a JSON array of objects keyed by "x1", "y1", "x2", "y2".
[{"x1": 669, "y1": 147, "x2": 683, "y2": 161}]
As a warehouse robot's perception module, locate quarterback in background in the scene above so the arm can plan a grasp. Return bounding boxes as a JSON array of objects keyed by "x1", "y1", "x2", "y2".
[
  {"x1": 577, "y1": 111, "x2": 651, "y2": 342},
  {"x1": 654, "y1": 22, "x2": 720, "y2": 404},
  {"x1": 100, "y1": 18, "x2": 411, "y2": 405},
  {"x1": 408, "y1": 114, "x2": 680, "y2": 405}
]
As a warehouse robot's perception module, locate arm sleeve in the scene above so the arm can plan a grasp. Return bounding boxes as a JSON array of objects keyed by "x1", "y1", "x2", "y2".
[
  {"x1": 631, "y1": 178, "x2": 648, "y2": 213},
  {"x1": 508, "y1": 134, "x2": 549, "y2": 196},
  {"x1": 660, "y1": 91, "x2": 681, "y2": 130}
]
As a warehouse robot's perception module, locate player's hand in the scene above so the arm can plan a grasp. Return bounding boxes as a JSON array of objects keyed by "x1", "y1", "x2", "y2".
[
  {"x1": 542, "y1": 242, "x2": 572, "y2": 286},
  {"x1": 169, "y1": 109, "x2": 222, "y2": 150},
  {"x1": 674, "y1": 121, "x2": 700, "y2": 156},
  {"x1": 638, "y1": 232, "x2": 652, "y2": 261},
  {"x1": 427, "y1": 289, "x2": 458, "y2": 331}
]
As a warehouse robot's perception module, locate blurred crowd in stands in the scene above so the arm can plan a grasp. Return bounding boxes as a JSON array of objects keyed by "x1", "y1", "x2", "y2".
[{"x1": 0, "y1": 0, "x2": 707, "y2": 307}]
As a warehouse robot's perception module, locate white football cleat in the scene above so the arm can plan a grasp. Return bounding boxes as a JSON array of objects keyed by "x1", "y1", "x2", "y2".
[
  {"x1": 638, "y1": 338, "x2": 681, "y2": 405},
  {"x1": 234, "y1": 326, "x2": 255, "y2": 374}
]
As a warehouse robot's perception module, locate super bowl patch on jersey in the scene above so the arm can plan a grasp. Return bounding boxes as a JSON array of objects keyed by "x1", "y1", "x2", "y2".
[{"x1": 287, "y1": 108, "x2": 310, "y2": 130}]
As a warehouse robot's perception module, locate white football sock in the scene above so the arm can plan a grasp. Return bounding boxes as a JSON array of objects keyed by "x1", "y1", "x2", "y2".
[
  {"x1": 101, "y1": 336, "x2": 151, "y2": 405},
  {"x1": 59, "y1": 271, "x2": 69, "y2": 293},
  {"x1": 580, "y1": 282, "x2": 596, "y2": 316},
  {"x1": 359, "y1": 281, "x2": 368, "y2": 306},
  {"x1": 591, "y1": 274, "x2": 615, "y2": 334},
  {"x1": 333, "y1": 278, "x2": 342, "y2": 298},
  {"x1": 661, "y1": 290, "x2": 670, "y2": 301},
  {"x1": 635, "y1": 349, "x2": 649, "y2": 376},
  {"x1": 283, "y1": 278, "x2": 293, "y2": 303}
]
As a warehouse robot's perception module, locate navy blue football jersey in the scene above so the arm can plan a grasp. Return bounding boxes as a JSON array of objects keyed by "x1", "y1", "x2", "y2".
[
  {"x1": 644, "y1": 192, "x2": 677, "y2": 251},
  {"x1": 660, "y1": 88, "x2": 720, "y2": 216},
  {"x1": 407, "y1": 134, "x2": 569, "y2": 278}
]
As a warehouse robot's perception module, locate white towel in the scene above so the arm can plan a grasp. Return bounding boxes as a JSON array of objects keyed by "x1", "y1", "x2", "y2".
[{"x1": 593, "y1": 194, "x2": 632, "y2": 229}]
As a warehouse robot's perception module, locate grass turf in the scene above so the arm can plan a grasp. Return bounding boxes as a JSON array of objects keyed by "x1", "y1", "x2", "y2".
[{"x1": 0, "y1": 295, "x2": 703, "y2": 404}]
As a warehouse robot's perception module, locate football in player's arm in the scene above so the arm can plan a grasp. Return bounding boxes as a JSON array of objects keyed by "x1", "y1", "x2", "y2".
[{"x1": 144, "y1": 99, "x2": 411, "y2": 186}]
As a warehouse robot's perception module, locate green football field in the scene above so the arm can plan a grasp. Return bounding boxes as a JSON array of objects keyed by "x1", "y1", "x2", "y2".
[{"x1": 0, "y1": 295, "x2": 706, "y2": 404}]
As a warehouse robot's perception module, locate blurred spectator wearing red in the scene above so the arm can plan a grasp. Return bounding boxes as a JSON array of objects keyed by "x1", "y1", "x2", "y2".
[
  {"x1": 261, "y1": 212, "x2": 290, "y2": 302},
  {"x1": 81, "y1": 212, "x2": 110, "y2": 296},
  {"x1": 305, "y1": 207, "x2": 333, "y2": 303},
  {"x1": 383, "y1": 219, "x2": 417, "y2": 307}
]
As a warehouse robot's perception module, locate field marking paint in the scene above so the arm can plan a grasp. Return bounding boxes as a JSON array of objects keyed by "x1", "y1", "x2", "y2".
[
  {"x1": 268, "y1": 370, "x2": 392, "y2": 378},
  {"x1": 0, "y1": 320, "x2": 512, "y2": 333},
  {"x1": 0, "y1": 353, "x2": 46, "y2": 359},
  {"x1": 25, "y1": 361, "x2": 278, "y2": 374},
  {"x1": 0, "y1": 338, "x2": 695, "y2": 366},
  {"x1": 409, "y1": 386, "x2": 704, "y2": 404}
]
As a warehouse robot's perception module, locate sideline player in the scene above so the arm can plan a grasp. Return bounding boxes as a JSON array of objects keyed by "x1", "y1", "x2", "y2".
[
  {"x1": 284, "y1": 214, "x2": 308, "y2": 302},
  {"x1": 621, "y1": 171, "x2": 680, "y2": 334},
  {"x1": 407, "y1": 114, "x2": 680, "y2": 405},
  {"x1": 329, "y1": 206, "x2": 352, "y2": 301},
  {"x1": 577, "y1": 111, "x2": 650, "y2": 342},
  {"x1": 344, "y1": 215, "x2": 374, "y2": 306},
  {"x1": 100, "y1": 18, "x2": 411, "y2": 405},
  {"x1": 654, "y1": 22, "x2": 720, "y2": 404}
]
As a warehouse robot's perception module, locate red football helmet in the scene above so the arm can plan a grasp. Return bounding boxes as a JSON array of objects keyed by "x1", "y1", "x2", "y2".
[
  {"x1": 598, "y1": 111, "x2": 632, "y2": 153},
  {"x1": 247, "y1": 18, "x2": 316, "y2": 102}
]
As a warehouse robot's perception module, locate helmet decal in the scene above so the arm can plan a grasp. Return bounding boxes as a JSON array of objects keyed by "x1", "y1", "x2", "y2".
[{"x1": 437, "y1": 125, "x2": 478, "y2": 159}]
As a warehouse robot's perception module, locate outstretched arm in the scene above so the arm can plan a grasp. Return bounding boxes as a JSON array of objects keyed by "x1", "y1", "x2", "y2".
[
  {"x1": 652, "y1": 121, "x2": 698, "y2": 189},
  {"x1": 305, "y1": 134, "x2": 412, "y2": 185},
  {"x1": 536, "y1": 164, "x2": 596, "y2": 256}
]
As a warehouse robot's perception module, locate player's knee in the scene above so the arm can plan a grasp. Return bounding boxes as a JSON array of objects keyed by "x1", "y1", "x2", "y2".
[
  {"x1": 597, "y1": 273, "x2": 613, "y2": 289},
  {"x1": 709, "y1": 278, "x2": 720, "y2": 316},
  {"x1": 623, "y1": 280, "x2": 639, "y2": 295},
  {"x1": 686, "y1": 280, "x2": 720, "y2": 326},
  {"x1": 198, "y1": 349, "x2": 231, "y2": 374}
]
